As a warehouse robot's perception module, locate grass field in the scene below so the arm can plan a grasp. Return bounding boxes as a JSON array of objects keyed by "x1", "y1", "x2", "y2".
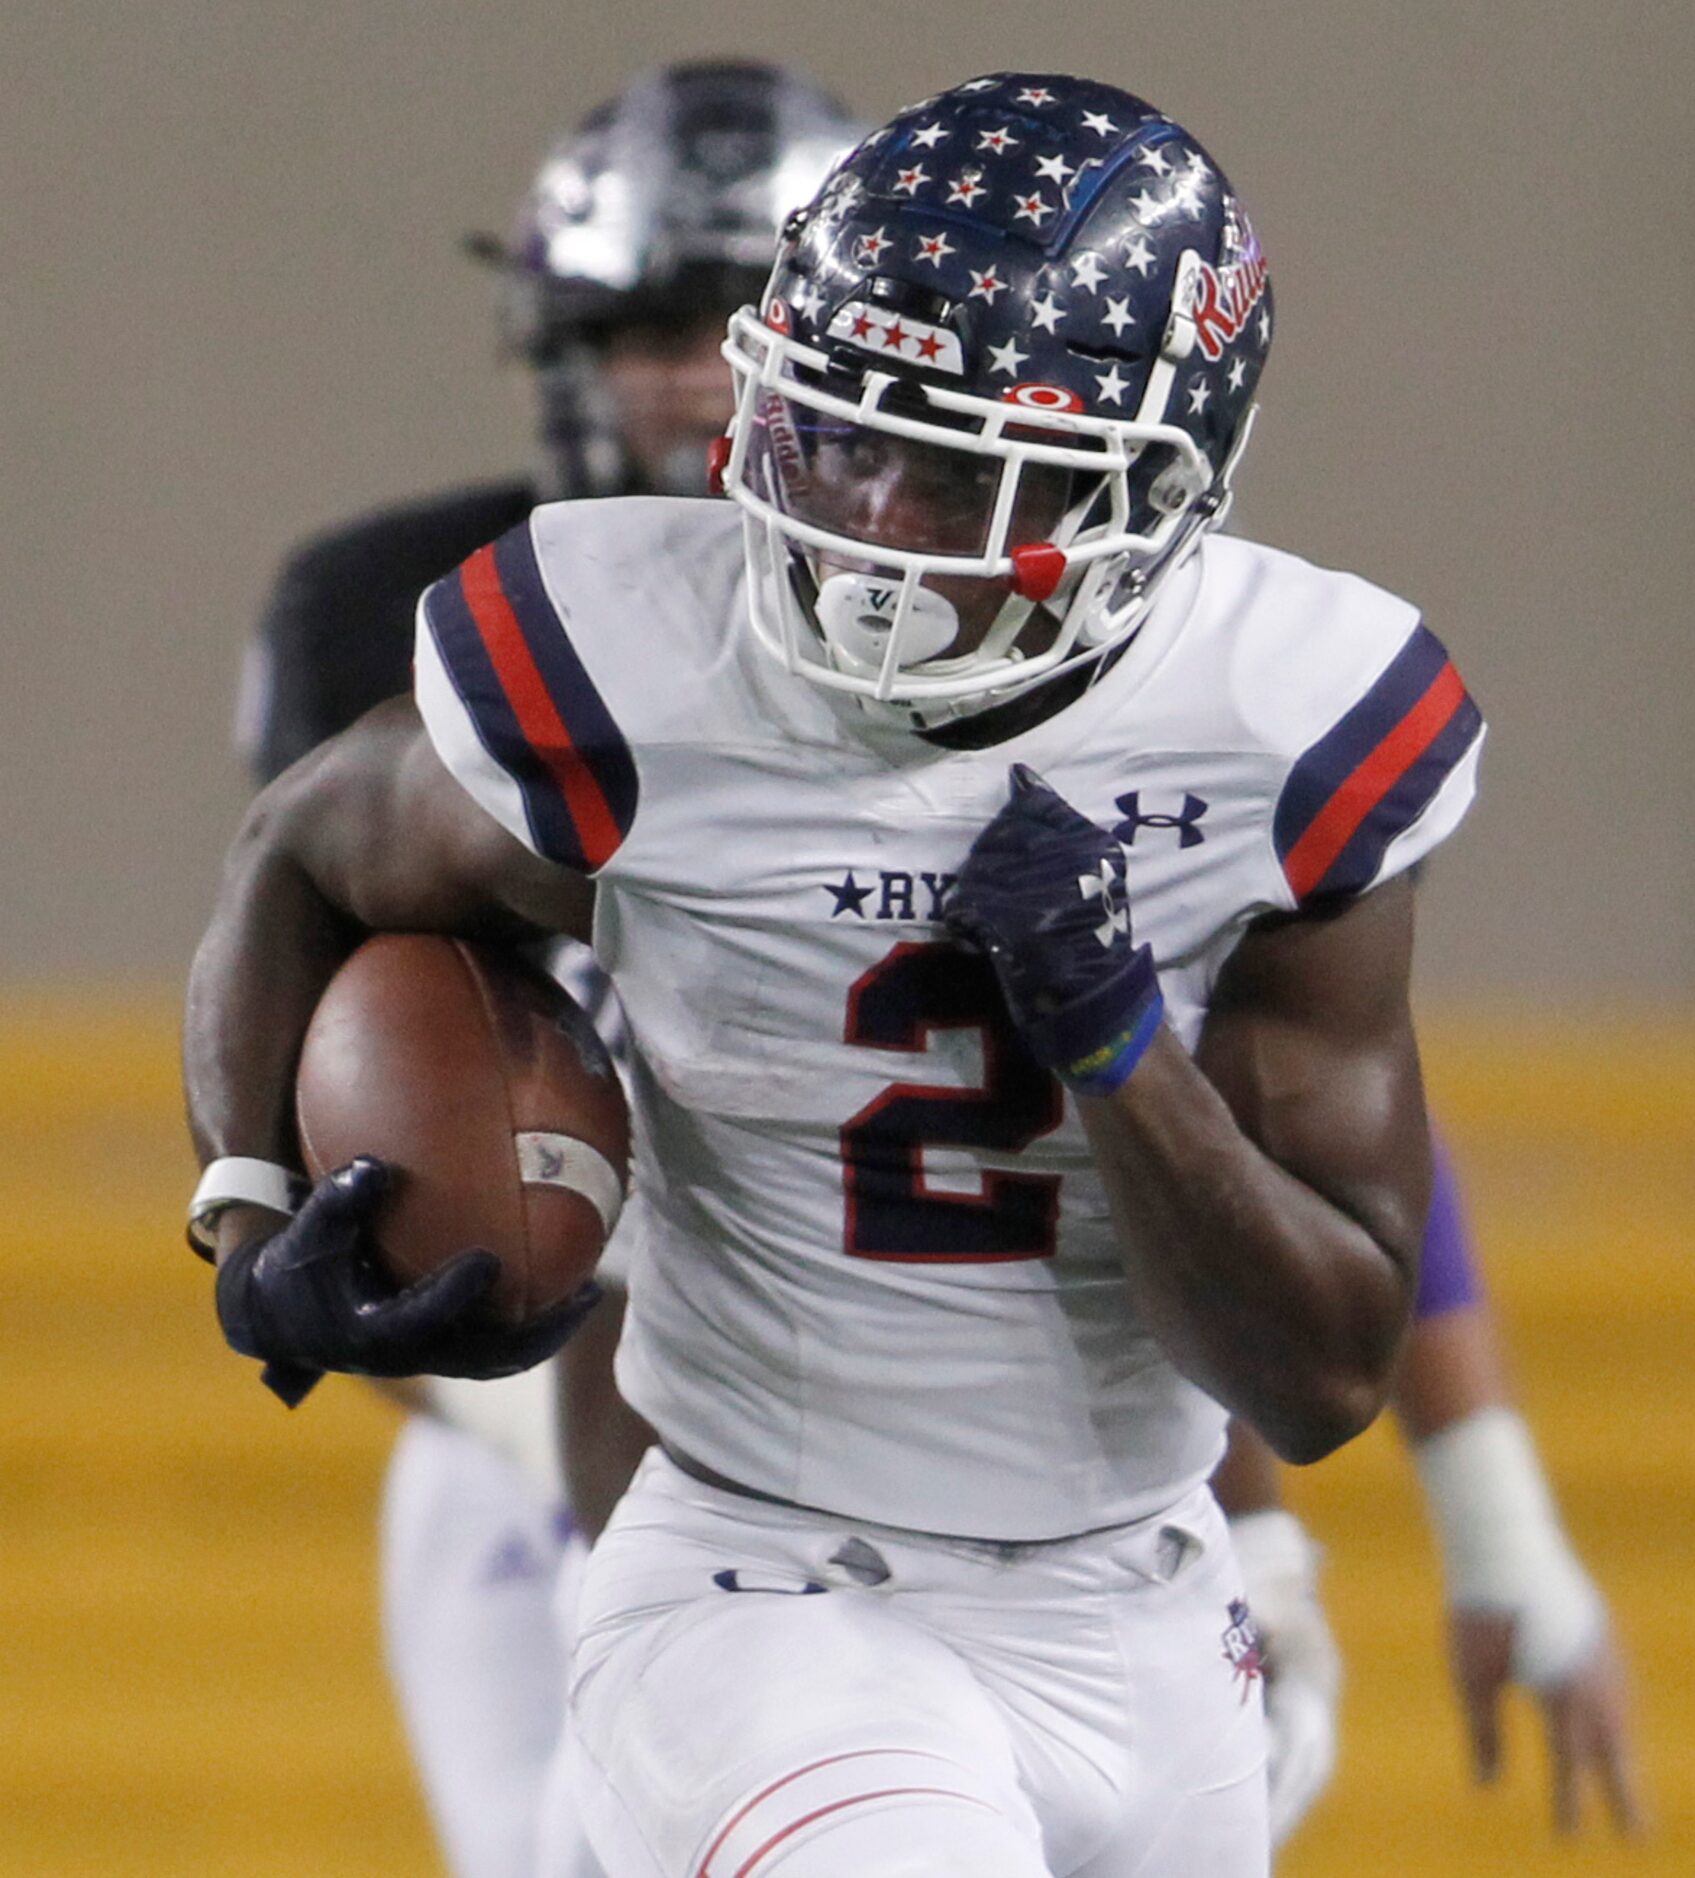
[{"x1": 3, "y1": 994, "x2": 1690, "y2": 1875}]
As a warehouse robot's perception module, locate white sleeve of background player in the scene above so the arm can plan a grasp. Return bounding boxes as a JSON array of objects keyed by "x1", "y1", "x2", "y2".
[{"x1": 1270, "y1": 617, "x2": 1486, "y2": 910}]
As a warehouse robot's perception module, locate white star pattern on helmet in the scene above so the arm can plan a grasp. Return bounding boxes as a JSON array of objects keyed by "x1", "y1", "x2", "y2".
[
  {"x1": 1102, "y1": 295, "x2": 1136, "y2": 335},
  {"x1": 1078, "y1": 860, "x2": 1130, "y2": 947},
  {"x1": 986, "y1": 336, "x2": 1029, "y2": 376},
  {"x1": 977, "y1": 125, "x2": 1019, "y2": 154},
  {"x1": 1069, "y1": 251, "x2": 1108, "y2": 292},
  {"x1": 1137, "y1": 145, "x2": 1174, "y2": 177},
  {"x1": 1029, "y1": 291, "x2": 1065, "y2": 333},
  {"x1": 1080, "y1": 110, "x2": 1118, "y2": 137},
  {"x1": 1015, "y1": 86, "x2": 1056, "y2": 107},
  {"x1": 1094, "y1": 364, "x2": 1131, "y2": 405},
  {"x1": 1124, "y1": 236, "x2": 1156, "y2": 277},
  {"x1": 1227, "y1": 356, "x2": 1248, "y2": 392},
  {"x1": 790, "y1": 279, "x2": 822, "y2": 319},
  {"x1": 909, "y1": 122, "x2": 947, "y2": 148},
  {"x1": 915, "y1": 231, "x2": 955, "y2": 266},
  {"x1": 947, "y1": 172, "x2": 987, "y2": 207},
  {"x1": 894, "y1": 165, "x2": 930, "y2": 196},
  {"x1": 1187, "y1": 377, "x2": 1212, "y2": 413},
  {"x1": 967, "y1": 267, "x2": 1007, "y2": 302},
  {"x1": 855, "y1": 227, "x2": 892, "y2": 264},
  {"x1": 1186, "y1": 154, "x2": 1214, "y2": 183},
  {"x1": 1170, "y1": 173, "x2": 1207, "y2": 220},
  {"x1": 960, "y1": 77, "x2": 1000, "y2": 93},
  {"x1": 1258, "y1": 307, "x2": 1272, "y2": 345},
  {"x1": 1033, "y1": 152, "x2": 1077, "y2": 185},
  {"x1": 1013, "y1": 192, "x2": 1054, "y2": 225},
  {"x1": 1127, "y1": 187, "x2": 1169, "y2": 223}
]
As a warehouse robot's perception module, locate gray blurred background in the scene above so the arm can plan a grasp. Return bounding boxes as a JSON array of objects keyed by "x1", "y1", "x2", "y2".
[{"x1": 5, "y1": 0, "x2": 1689, "y2": 994}]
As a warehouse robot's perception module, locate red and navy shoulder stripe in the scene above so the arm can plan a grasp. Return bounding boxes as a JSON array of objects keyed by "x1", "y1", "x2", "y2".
[
  {"x1": 422, "y1": 521, "x2": 638, "y2": 872},
  {"x1": 1274, "y1": 623, "x2": 1482, "y2": 903}
]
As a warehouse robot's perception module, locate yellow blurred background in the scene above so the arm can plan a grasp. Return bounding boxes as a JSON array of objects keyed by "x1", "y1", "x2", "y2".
[{"x1": 4, "y1": 996, "x2": 1690, "y2": 1876}]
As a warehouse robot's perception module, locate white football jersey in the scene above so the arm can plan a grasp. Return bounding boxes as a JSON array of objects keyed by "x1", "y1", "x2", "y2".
[{"x1": 415, "y1": 497, "x2": 1483, "y2": 1541}]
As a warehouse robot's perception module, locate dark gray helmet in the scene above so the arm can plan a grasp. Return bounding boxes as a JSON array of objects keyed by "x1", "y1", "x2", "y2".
[{"x1": 491, "y1": 60, "x2": 864, "y2": 360}]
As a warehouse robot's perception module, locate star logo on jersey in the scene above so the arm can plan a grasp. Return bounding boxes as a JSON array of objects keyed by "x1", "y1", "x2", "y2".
[
  {"x1": 822, "y1": 872, "x2": 874, "y2": 917},
  {"x1": 821, "y1": 870, "x2": 958, "y2": 922},
  {"x1": 1221, "y1": 1599, "x2": 1265, "y2": 1703}
]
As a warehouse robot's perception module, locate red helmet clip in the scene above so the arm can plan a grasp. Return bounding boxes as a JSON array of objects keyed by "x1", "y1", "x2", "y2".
[
  {"x1": 706, "y1": 434, "x2": 733, "y2": 497},
  {"x1": 1009, "y1": 543, "x2": 1068, "y2": 603}
]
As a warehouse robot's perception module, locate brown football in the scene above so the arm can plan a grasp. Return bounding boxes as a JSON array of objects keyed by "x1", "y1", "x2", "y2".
[{"x1": 295, "y1": 933, "x2": 629, "y2": 1321}]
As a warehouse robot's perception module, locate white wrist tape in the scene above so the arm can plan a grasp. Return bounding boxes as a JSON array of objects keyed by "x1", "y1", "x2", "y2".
[
  {"x1": 1414, "y1": 1406, "x2": 1605, "y2": 1686},
  {"x1": 187, "y1": 1156, "x2": 309, "y2": 1255}
]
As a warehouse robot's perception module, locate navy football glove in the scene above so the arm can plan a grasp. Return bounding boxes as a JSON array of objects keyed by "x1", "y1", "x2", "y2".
[
  {"x1": 945, "y1": 764, "x2": 1164, "y2": 1095},
  {"x1": 214, "y1": 1156, "x2": 600, "y2": 1407}
]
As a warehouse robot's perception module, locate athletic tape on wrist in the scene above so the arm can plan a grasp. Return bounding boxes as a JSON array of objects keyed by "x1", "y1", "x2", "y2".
[
  {"x1": 188, "y1": 1156, "x2": 310, "y2": 1258},
  {"x1": 1413, "y1": 1406, "x2": 1605, "y2": 1686}
]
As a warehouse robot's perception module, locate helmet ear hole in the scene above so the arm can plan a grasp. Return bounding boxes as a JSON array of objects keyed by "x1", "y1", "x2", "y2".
[{"x1": 1149, "y1": 461, "x2": 1208, "y2": 515}]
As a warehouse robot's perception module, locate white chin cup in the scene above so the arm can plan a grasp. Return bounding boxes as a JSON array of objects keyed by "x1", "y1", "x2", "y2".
[{"x1": 815, "y1": 571, "x2": 960, "y2": 675}]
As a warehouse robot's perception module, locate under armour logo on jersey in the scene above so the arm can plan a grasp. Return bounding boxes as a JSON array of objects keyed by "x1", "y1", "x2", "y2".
[
  {"x1": 1078, "y1": 858, "x2": 1130, "y2": 948},
  {"x1": 1113, "y1": 790, "x2": 1209, "y2": 849}
]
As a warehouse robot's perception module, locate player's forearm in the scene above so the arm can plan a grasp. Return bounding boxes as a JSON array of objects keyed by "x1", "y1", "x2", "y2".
[
  {"x1": 183, "y1": 793, "x2": 364, "y2": 1171},
  {"x1": 1080, "y1": 1032, "x2": 1412, "y2": 1464},
  {"x1": 1393, "y1": 1303, "x2": 1512, "y2": 1442}
]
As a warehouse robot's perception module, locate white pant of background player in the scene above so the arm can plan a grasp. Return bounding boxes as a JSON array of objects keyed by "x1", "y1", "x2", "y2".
[
  {"x1": 380, "y1": 1367, "x2": 605, "y2": 1878},
  {"x1": 561, "y1": 1451, "x2": 1268, "y2": 1877}
]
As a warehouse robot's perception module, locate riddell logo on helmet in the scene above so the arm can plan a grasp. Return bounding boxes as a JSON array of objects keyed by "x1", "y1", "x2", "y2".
[{"x1": 1189, "y1": 237, "x2": 1269, "y2": 362}]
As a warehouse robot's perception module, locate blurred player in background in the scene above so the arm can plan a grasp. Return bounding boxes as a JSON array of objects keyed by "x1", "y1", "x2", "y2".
[
  {"x1": 1226, "y1": 1134, "x2": 1643, "y2": 1847},
  {"x1": 234, "y1": 60, "x2": 863, "y2": 1878}
]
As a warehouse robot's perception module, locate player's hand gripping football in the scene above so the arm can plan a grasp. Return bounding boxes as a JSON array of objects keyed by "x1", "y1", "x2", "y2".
[
  {"x1": 945, "y1": 765, "x2": 1164, "y2": 1093},
  {"x1": 214, "y1": 1156, "x2": 600, "y2": 1407}
]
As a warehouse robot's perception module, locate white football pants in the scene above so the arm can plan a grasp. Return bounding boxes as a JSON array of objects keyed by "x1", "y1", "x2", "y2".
[
  {"x1": 380, "y1": 1416, "x2": 604, "y2": 1878},
  {"x1": 564, "y1": 1450, "x2": 1268, "y2": 1877}
]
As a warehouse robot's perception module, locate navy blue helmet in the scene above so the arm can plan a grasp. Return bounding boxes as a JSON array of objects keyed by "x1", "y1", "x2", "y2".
[{"x1": 722, "y1": 72, "x2": 1272, "y2": 723}]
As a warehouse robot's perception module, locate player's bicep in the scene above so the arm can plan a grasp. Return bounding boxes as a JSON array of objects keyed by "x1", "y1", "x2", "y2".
[
  {"x1": 280, "y1": 697, "x2": 594, "y2": 944},
  {"x1": 1195, "y1": 875, "x2": 1431, "y2": 1279}
]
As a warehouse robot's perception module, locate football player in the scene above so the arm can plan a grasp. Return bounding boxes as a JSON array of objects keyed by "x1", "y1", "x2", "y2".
[
  {"x1": 1225, "y1": 1134, "x2": 1642, "y2": 1846},
  {"x1": 233, "y1": 60, "x2": 862, "y2": 1878},
  {"x1": 189, "y1": 72, "x2": 1486, "y2": 1874}
]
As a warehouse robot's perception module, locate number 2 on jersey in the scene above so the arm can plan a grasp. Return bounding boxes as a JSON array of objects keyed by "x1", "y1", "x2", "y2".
[{"x1": 841, "y1": 941, "x2": 1063, "y2": 1262}]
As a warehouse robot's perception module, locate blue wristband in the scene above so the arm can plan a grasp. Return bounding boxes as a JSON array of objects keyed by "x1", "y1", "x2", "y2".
[{"x1": 1056, "y1": 972, "x2": 1165, "y2": 1095}]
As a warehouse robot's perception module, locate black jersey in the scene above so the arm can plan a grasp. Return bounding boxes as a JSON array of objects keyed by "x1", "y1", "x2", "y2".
[{"x1": 246, "y1": 480, "x2": 535, "y2": 784}]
